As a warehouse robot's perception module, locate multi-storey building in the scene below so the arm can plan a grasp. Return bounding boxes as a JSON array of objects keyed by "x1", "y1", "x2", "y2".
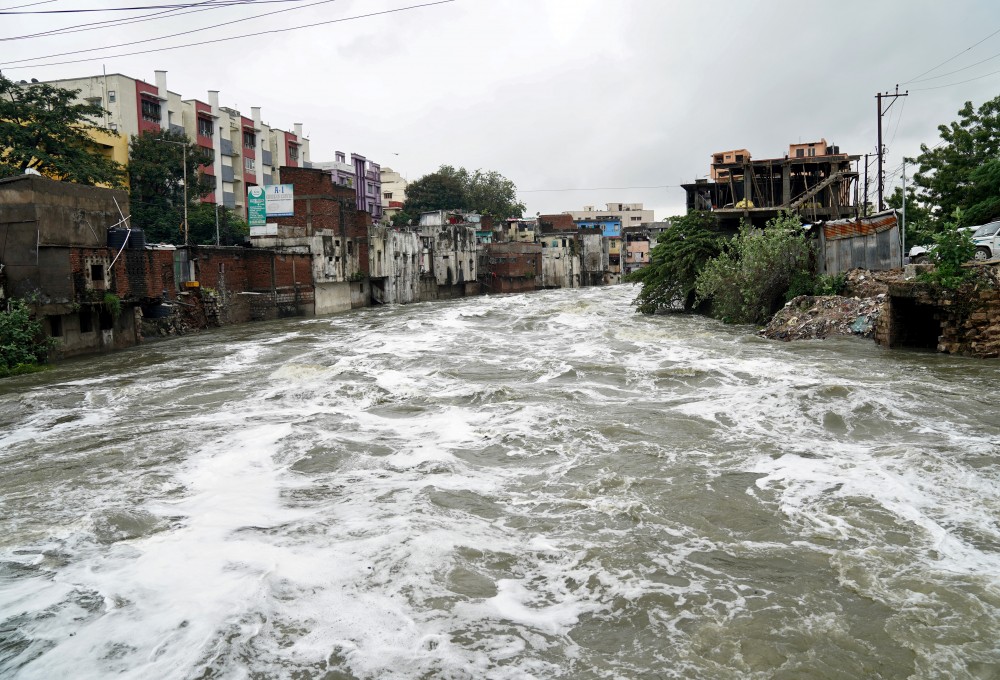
[
  {"x1": 379, "y1": 167, "x2": 408, "y2": 219},
  {"x1": 564, "y1": 203, "x2": 655, "y2": 234},
  {"x1": 39, "y1": 70, "x2": 310, "y2": 217},
  {"x1": 313, "y1": 152, "x2": 382, "y2": 222}
]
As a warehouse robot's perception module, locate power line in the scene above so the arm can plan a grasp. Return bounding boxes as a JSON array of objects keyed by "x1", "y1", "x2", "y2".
[
  {"x1": 908, "y1": 48, "x2": 1000, "y2": 84},
  {"x1": 904, "y1": 25, "x2": 1000, "y2": 83},
  {"x1": 3, "y1": 0, "x2": 252, "y2": 43},
  {"x1": 0, "y1": 0, "x2": 456, "y2": 69},
  {"x1": 519, "y1": 185, "x2": 679, "y2": 193},
  {"x1": 3, "y1": 0, "x2": 338, "y2": 63},
  {"x1": 0, "y1": 0, "x2": 56, "y2": 9},
  {"x1": 0, "y1": 0, "x2": 306, "y2": 12},
  {"x1": 911, "y1": 66, "x2": 1000, "y2": 91}
]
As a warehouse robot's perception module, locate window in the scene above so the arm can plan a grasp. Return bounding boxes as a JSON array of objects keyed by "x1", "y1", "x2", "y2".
[
  {"x1": 735, "y1": 154, "x2": 744, "y2": 163},
  {"x1": 808, "y1": 147, "x2": 816, "y2": 157},
  {"x1": 245, "y1": 158, "x2": 255, "y2": 172},
  {"x1": 243, "y1": 130, "x2": 256, "y2": 148},
  {"x1": 796, "y1": 148, "x2": 805, "y2": 158},
  {"x1": 141, "y1": 98, "x2": 161, "y2": 122},
  {"x1": 86, "y1": 96, "x2": 102, "y2": 107},
  {"x1": 198, "y1": 117, "x2": 213, "y2": 138},
  {"x1": 108, "y1": 90, "x2": 116, "y2": 103},
  {"x1": 109, "y1": 123, "x2": 118, "y2": 131},
  {"x1": 79, "y1": 310, "x2": 93, "y2": 333},
  {"x1": 288, "y1": 145, "x2": 299, "y2": 161},
  {"x1": 383, "y1": 192, "x2": 393, "y2": 200},
  {"x1": 91, "y1": 264, "x2": 105, "y2": 282},
  {"x1": 347, "y1": 241, "x2": 353, "y2": 255},
  {"x1": 50, "y1": 316, "x2": 63, "y2": 337}
]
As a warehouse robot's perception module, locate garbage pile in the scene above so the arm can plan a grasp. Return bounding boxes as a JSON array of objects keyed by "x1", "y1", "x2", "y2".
[{"x1": 760, "y1": 293, "x2": 886, "y2": 341}]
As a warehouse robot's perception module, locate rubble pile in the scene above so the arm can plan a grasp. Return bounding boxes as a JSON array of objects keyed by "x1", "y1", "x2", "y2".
[
  {"x1": 759, "y1": 269, "x2": 903, "y2": 342},
  {"x1": 760, "y1": 294, "x2": 885, "y2": 341}
]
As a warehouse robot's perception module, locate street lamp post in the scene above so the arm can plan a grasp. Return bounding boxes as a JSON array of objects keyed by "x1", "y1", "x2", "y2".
[{"x1": 157, "y1": 138, "x2": 189, "y2": 245}]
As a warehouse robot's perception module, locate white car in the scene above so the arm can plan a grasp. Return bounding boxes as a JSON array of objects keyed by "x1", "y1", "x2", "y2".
[
  {"x1": 969, "y1": 220, "x2": 1000, "y2": 261},
  {"x1": 908, "y1": 222, "x2": 1000, "y2": 263}
]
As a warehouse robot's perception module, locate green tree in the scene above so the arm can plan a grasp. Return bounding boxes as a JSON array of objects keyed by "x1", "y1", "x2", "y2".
[
  {"x1": 465, "y1": 169, "x2": 525, "y2": 219},
  {"x1": 128, "y1": 129, "x2": 213, "y2": 244},
  {"x1": 695, "y1": 212, "x2": 814, "y2": 325},
  {"x1": 624, "y1": 211, "x2": 721, "y2": 313},
  {"x1": 0, "y1": 299, "x2": 54, "y2": 377},
  {"x1": 887, "y1": 185, "x2": 935, "y2": 249},
  {"x1": 910, "y1": 95, "x2": 1000, "y2": 229},
  {"x1": 187, "y1": 203, "x2": 249, "y2": 246},
  {"x1": 0, "y1": 73, "x2": 125, "y2": 187},
  {"x1": 395, "y1": 164, "x2": 524, "y2": 224}
]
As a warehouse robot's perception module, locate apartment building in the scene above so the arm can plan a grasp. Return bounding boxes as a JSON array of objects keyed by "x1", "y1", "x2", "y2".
[
  {"x1": 379, "y1": 167, "x2": 408, "y2": 219},
  {"x1": 564, "y1": 203, "x2": 655, "y2": 234},
  {"x1": 40, "y1": 70, "x2": 310, "y2": 217},
  {"x1": 313, "y1": 152, "x2": 383, "y2": 223}
]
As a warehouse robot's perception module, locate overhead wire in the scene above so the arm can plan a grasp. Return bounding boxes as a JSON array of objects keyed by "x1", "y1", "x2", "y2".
[
  {"x1": 903, "y1": 25, "x2": 1000, "y2": 84},
  {"x1": 0, "y1": 0, "x2": 456, "y2": 69},
  {"x1": 911, "y1": 67, "x2": 1000, "y2": 91},
  {"x1": 2, "y1": 0, "x2": 262, "y2": 43},
  {"x1": 3, "y1": 0, "x2": 339, "y2": 64},
  {"x1": 519, "y1": 185, "x2": 679, "y2": 193},
  {"x1": 0, "y1": 0, "x2": 56, "y2": 9},
  {"x1": 0, "y1": 0, "x2": 308, "y2": 12}
]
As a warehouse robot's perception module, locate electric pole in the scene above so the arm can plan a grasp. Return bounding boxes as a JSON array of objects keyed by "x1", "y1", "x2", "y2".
[{"x1": 876, "y1": 85, "x2": 908, "y2": 212}]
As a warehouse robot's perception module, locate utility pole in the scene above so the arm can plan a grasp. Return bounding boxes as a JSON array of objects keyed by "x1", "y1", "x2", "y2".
[
  {"x1": 863, "y1": 153, "x2": 870, "y2": 217},
  {"x1": 901, "y1": 160, "x2": 907, "y2": 261},
  {"x1": 876, "y1": 85, "x2": 908, "y2": 212}
]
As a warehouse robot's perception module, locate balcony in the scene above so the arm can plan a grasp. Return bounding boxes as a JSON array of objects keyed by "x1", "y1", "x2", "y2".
[
  {"x1": 223, "y1": 192, "x2": 235, "y2": 208},
  {"x1": 221, "y1": 165, "x2": 235, "y2": 182},
  {"x1": 169, "y1": 123, "x2": 185, "y2": 136},
  {"x1": 220, "y1": 138, "x2": 235, "y2": 157},
  {"x1": 261, "y1": 149, "x2": 272, "y2": 166}
]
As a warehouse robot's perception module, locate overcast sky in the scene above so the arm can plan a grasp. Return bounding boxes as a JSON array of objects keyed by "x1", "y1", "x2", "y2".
[{"x1": 4, "y1": 0, "x2": 1000, "y2": 218}]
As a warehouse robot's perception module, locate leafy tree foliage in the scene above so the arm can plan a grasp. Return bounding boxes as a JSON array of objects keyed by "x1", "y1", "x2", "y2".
[
  {"x1": 921, "y1": 211, "x2": 978, "y2": 290},
  {"x1": 695, "y1": 212, "x2": 814, "y2": 325},
  {"x1": 186, "y1": 203, "x2": 249, "y2": 246},
  {"x1": 394, "y1": 164, "x2": 525, "y2": 224},
  {"x1": 0, "y1": 73, "x2": 125, "y2": 187},
  {"x1": 887, "y1": 185, "x2": 935, "y2": 249},
  {"x1": 910, "y1": 95, "x2": 1000, "y2": 229},
  {"x1": 0, "y1": 299, "x2": 54, "y2": 377},
  {"x1": 128, "y1": 129, "x2": 213, "y2": 244},
  {"x1": 624, "y1": 211, "x2": 721, "y2": 313}
]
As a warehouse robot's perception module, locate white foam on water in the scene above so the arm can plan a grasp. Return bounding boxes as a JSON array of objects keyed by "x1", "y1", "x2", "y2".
[{"x1": 3, "y1": 285, "x2": 1000, "y2": 678}]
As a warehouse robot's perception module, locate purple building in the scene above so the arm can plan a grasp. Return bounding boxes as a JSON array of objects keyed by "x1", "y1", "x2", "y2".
[{"x1": 314, "y1": 152, "x2": 382, "y2": 222}]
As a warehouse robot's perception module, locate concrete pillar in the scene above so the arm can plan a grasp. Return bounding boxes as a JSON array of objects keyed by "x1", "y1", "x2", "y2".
[
  {"x1": 154, "y1": 70, "x2": 168, "y2": 129},
  {"x1": 252, "y1": 106, "x2": 264, "y2": 186},
  {"x1": 782, "y1": 163, "x2": 791, "y2": 207},
  {"x1": 209, "y1": 90, "x2": 223, "y2": 204}
]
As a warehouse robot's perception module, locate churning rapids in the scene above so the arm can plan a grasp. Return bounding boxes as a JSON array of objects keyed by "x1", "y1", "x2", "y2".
[{"x1": 2, "y1": 285, "x2": 1000, "y2": 679}]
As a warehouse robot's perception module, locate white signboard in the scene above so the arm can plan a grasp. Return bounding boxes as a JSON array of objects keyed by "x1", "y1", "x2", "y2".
[
  {"x1": 250, "y1": 223, "x2": 279, "y2": 237},
  {"x1": 265, "y1": 184, "x2": 294, "y2": 217}
]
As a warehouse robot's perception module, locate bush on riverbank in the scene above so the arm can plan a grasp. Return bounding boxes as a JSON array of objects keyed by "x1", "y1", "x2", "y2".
[
  {"x1": 0, "y1": 299, "x2": 55, "y2": 377},
  {"x1": 694, "y1": 212, "x2": 815, "y2": 325}
]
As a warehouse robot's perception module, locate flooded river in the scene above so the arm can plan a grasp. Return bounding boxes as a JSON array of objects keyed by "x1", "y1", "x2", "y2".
[{"x1": 2, "y1": 285, "x2": 999, "y2": 679}]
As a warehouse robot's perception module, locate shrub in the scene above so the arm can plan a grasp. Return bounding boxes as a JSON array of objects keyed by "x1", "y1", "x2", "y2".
[
  {"x1": 922, "y1": 220, "x2": 977, "y2": 290},
  {"x1": 625, "y1": 212, "x2": 721, "y2": 313},
  {"x1": 695, "y1": 212, "x2": 814, "y2": 325},
  {"x1": 0, "y1": 299, "x2": 55, "y2": 377}
]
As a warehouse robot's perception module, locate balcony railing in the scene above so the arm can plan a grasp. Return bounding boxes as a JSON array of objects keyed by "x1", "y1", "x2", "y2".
[
  {"x1": 261, "y1": 149, "x2": 272, "y2": 166},
  {"x1": 220, "y1": 138, "x2": 235, "y2": 157},
  {"x1": 223, "y1": 192, "x2": 236, "y2": 208},
  {"x1": 169, "y1": 123, "x2": 185, "y2": 136},
  {"x1": 221, "y1": 165, "x2": 235, "y2": 182}
]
